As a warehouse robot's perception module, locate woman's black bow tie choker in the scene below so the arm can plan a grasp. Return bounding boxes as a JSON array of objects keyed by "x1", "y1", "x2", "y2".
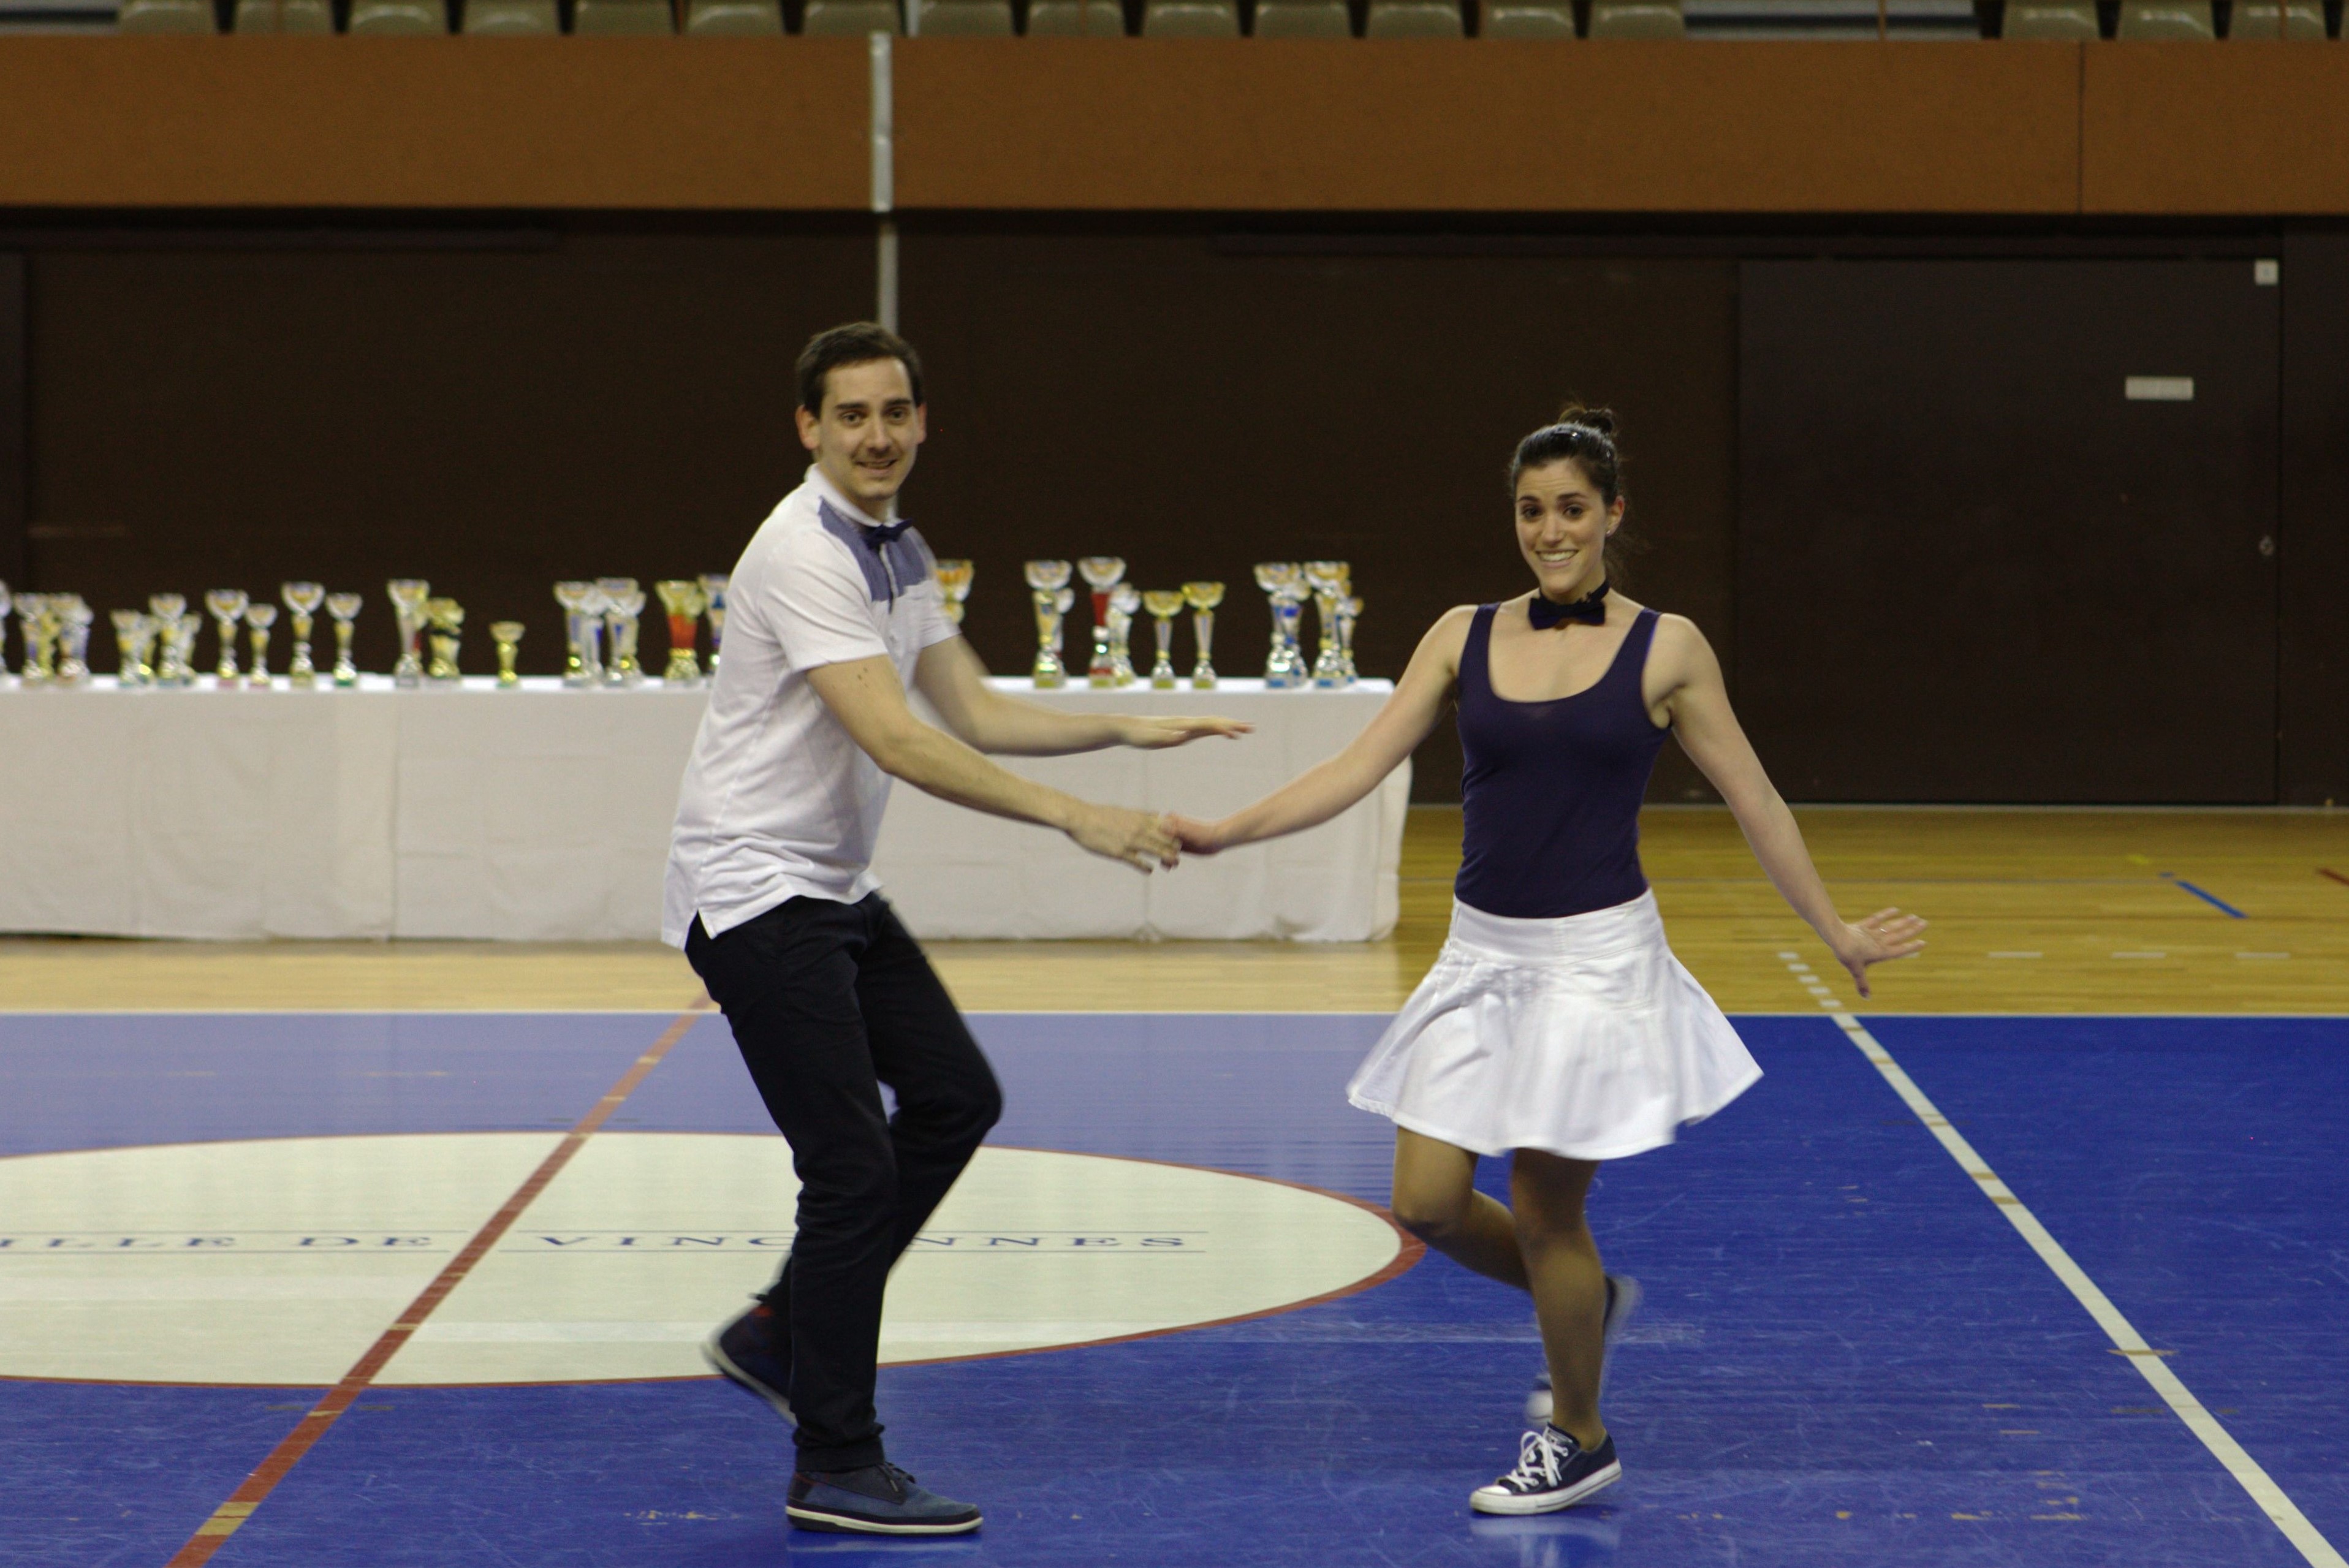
[{"x1": 1528, "y1": 580, "x2": 1609, "y2": 630}]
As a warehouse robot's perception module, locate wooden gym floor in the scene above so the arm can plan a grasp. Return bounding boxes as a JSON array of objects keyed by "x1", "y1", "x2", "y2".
[{"x1": 1, "y1": 806, "x2": 2342, "y2": 1015}]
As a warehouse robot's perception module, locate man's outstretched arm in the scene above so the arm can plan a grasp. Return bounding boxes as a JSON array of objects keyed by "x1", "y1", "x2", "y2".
[
  {"x1": 912, "y1": 637, "x2": 1250, "y2": 757},
  {"x1": 806, "y1": 653, "x2": 1178, "y2": 872}
]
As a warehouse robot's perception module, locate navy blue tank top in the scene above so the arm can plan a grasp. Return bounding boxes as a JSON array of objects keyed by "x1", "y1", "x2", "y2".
[{"x1": 1453, "y1": 603, "x2": 1670, "y2": 920}]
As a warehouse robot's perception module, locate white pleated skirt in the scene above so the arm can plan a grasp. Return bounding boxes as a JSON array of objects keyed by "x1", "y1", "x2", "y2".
[{"x1": 1347, "y1": 890, "x2": 1761, "y2": 1162}]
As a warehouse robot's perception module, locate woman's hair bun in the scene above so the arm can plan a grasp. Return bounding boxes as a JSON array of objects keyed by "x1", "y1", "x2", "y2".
[{"x1": 1555, "y1": 403, "x2": 1617, "y2": 439}]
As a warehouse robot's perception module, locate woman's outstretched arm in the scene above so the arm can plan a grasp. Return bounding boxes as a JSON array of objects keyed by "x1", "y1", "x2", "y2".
[
  {"x1": 1653, "y1": 615, "x2": 1926, "y2": 997},
  {"x1": 1171, "y1": 607, "x2": 1476, "y2": 854}
]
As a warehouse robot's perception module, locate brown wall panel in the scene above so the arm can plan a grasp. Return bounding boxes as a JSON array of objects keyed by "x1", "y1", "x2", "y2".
[
  {"x1": 2084, "y1": 47, "x2": 2349, "y2": 216},
  {"x1": 2280, "y1": 230, "x2": 2349, "y2": 805},
  {"x1": 0, "y1": 39, "x2": 868, "y2": 211},
  {"x1": 895, "y1": 40, "x2": 2080, "y2": 213}
]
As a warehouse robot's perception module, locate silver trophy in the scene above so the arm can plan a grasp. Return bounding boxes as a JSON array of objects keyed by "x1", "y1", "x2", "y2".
[
  {"x1": 326, "y1": 592, "x2": 363, "y2": 687},
  {"x1": 598, "y1": 578, "x2": 645, "y2": 687},
  {"x1": 1025, "y1": 559, "x2": 1073, "y2": 689},
  {"x1": 172, "y1": 614, "x2": 201, "y2": 686},
  {"x1": 1253, "y1": 562, "x2": 1308, "y2": 688},
  {"x1": 244, "y1": 603, "x2": 277, "y2": 687},
  {"x1": 699, "y1": 573, "x2": 729, "y2": 675},
  {"x1": 281, "y1": 582, "x2": 325, "y2": 688},
  {"x1": 1107, "y1": 582, "x2": 1140, "y2": 687},
  {"x1": 1338, "y1": 593, "x2": 1362, "y2": 683},
  {"x1": 205, "y1": 589, "x2": 249, "y2": 686},
  {"x1": 1304, "y1": 561, "x2": 1350, "y2": 687},
  {"x1": 52, "y1": 596, "x2": 93, "y2": 686},
  {"x1": 555, "y1": 581, "x2": 607, "y2": 687},
  {"x1": 387, "y1": 579, "x2": 431, "y2": 688},
  {"x1": 1076, "y1": 557, "x2": 1126, "y2": 687},
  {"x1": 1182, "y1": 580, "x2": 1223, "y2": 689}
]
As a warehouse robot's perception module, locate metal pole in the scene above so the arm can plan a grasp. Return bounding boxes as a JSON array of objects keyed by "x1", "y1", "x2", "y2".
[{"x1": 870, "y1": 33, "x2": 897, "y2": 330}]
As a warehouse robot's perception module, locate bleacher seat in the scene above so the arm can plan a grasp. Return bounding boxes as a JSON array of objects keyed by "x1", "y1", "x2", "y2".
[
  {"x1": 1586, "y1": 0, "x2": 1681, "y2": 35},
  {"x1": 1144, "y1": 0, "x2": 1237, "y2": 31},
  {"x1": 802, "y1": 0, "x2": 898, "y2": 27},
  {"x1": 573, "y1": 0, "x2": 675, "y2": 28},
  {"x1": 917, "y1": 0, "x2": 1013, "y2": 29},
  {"x1": 234, "y1": 0, "x2": 332, "y2": 29},
  {"x1": 1251, "y1": 0, "x2": 1349, "y2": 33},
  {"x1": 2115, "y1": 0, "x2": 2211, "y2": 36},
  {"x1": 2000, "y1": 0, "x2": 2098, "y2": 36},
  {"x1": 1364, "y1": 0, "x2": 1459, "y2": 30},
  {"x1": 349, "y1": 0, "x2": 446, "y2": 29},
  {"x1": 686, "y1": 0, "x2": 781, "y2": 28},
  {"x1": 118, "y1": 0, "x2": 217, "y2": 29},
  {"x1": 462, "y1": 0, "x2": 556, "y2": 29},
  {"x1": 1481, "y1": 0, "x2": 1573, "y2": 34},
  {"x1": 2226, "y1": 0, "x2": 2323, "y2": 36},
  {"x1": 1025, "y1": 0, "x2": 1125, "y2": 29}
]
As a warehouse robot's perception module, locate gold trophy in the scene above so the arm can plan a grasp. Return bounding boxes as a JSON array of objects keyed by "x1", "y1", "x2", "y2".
[
  {"x1": 326, "y1": 592, "x2": 363, "y2": 687},
  {"x1": 1077, "y1": 557, "x2": 1125, "y2": 687},
  {"x1": 1304, "y1": 561, "x2": 1349, "y2": 687},
  {"x1": 491, "y1": 621, "x2": 525, "y2": 687},
  {"x1": 1024, "y1": 559, "x2": 1073, "y2": 689},
  {"x1": 1142, "y1": 589, "x2": 1185, "y2": 689},
  {"x1": 1339, "y1": 593, "x2": 1362, "y2": 683},
  {"x1": 1182, "y1": 580, "x2": 1224, "y2": 689},
  {"x1": 655, "y1": 580, "x2": 708, "y2": 685},
  {"x1": 935, "y1": 559, "x2": 974, "y2": 625},
  {"x1": 15, "y1": 593, "x2": 53, "y2": 684},
  {"x1": 111, "y1": 608, "x2": 151, "y2": 687},
  {"x1": 281, "y1": 582, "x2": 325, "y2": 688},
  {"x1": 387, "y1": 579, "x2": 431, "y2": 688},
  {"x1": 1107, "y1": 583, "x2": 1140, "y2": 687},
  {"x1": 205, "y1": 589, "x2": 249, "y2": 686},
  {"x1": 244, "y1": 603, "x2": 277, "y2": 687},
  {"x1": 598, "y1": 578, "x2": 644, "y2": 687},
  {"x1": 53, "y1": 596, "x2": 93, "y2": 686},
  {"x1": 424, "y1": 598, "x2": 465, "y2": 683}
]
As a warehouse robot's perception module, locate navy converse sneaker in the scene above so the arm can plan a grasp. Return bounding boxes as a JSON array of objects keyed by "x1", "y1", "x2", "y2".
[
  {"x1": 787, "y1": 1462, "x2": 983, "y2": 1536},
  {"x1": 1525, "y1": 1273, "x2": 1641, "y2": 1425},
  {"x1": 703, "y1": 1299, "x2": 793, "y2": 1423},
  {"x1": 1471, "y1": 1425, "x2": 1622, "y2": 1515}
]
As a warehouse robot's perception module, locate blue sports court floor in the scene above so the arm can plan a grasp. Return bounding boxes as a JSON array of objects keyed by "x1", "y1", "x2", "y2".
[{"x1": 2, "y1": 1009, "x2": 2342, "y2": 1567}]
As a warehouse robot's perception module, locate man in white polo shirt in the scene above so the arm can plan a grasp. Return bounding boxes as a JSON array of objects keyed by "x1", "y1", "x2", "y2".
[{"x1": 667, "y1": 323, "x2": 1244, "y2": 1537}]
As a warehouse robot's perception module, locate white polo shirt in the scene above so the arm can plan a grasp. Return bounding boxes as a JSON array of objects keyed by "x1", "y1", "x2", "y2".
[{"x1": 663, "y1": 466, "x2": 958, "y2": 949}]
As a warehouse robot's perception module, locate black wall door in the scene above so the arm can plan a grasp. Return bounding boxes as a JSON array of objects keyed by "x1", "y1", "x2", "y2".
[{"x1": 1738, "y1": 260, "x2": 2280, "y2": 803}]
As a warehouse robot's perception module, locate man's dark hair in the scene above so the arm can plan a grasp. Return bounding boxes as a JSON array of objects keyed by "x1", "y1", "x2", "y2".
[{"x1": 797, "y1": 322, "x2": 924, "y2": 416}]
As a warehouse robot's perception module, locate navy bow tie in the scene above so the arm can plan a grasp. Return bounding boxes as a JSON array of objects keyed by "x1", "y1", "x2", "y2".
[
  {"x1": 860, "y1": 519, "x2": 914, "y2": 549},
  {"x1": 1527, "y1": 580, "x2": 1609, "y2": 630}
]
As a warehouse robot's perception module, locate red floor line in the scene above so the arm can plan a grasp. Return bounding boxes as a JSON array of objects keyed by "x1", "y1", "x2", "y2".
[
  {"x1": 2320, "y1": 868, "x2": 2349, "y2": 888},
  {"x1": 162, "y1": 999, "x2": 712, "y2": 1568}
]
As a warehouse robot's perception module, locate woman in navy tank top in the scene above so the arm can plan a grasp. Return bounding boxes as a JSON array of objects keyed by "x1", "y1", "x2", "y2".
[{"x1": 1174, "y1": 409, "x2": 1926, "y2": 1517}]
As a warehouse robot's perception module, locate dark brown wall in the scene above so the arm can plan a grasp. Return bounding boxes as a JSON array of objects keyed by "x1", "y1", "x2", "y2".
[
  {"x1": 900, "y1": 229, "x2": 1735, "y2": 801},
  {"x1": 2280, "y1": 229, "x2": 2349, "y2": 806},
  {"x1": 0, "y1": 255, "x2": 21, "y2": 593}
]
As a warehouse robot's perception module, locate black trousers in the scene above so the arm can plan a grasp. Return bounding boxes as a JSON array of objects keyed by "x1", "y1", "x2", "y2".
[{"x1": 685, "y1": 892, "x2": 1001, "y2": 1471}]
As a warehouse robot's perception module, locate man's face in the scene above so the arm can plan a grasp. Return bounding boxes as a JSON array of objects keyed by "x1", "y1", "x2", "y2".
[{"x1": 795, "y1": 357, "x2": 925, "y2": 518}]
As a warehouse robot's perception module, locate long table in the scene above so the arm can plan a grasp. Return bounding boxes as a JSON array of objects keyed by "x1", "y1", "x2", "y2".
[{"x1": 0, "y1": 676, "x2": 1405, "y2": 943}]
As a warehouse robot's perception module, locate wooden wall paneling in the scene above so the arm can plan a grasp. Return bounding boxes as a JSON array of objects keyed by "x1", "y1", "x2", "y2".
[
  {"x1": 0, "y1": 39, "x2": 870, "y2": 211},
  {"x1": 898, "y1": 228, "x2": 1736, "y2": 802},
  {"x1": 0, "y1": 255, "x2": 21, "y2": 596},
  {"x1": 1739, "y1": 259, "x2": 2280, "y2": 803},
  {"x1": 894, "y1": 40, "x2": 2082, "y2": 214},
  {"x1": 2279, "y1": 229, "x2": 2349, "y2": 805},
  {"x1": 2084, "y1": 46, "x2": 2349, "y2": 217}
]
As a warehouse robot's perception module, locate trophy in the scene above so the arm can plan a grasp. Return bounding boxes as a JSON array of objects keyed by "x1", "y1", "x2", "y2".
[
  {"x1": 554, "y1": 581, "x2": 607, "y2": 687},
  {"x1": 424, "y1": 598, "x2": 464, "y2": 683},
  {"x1": 205, "y1": 589, "x2": 249, "y2": 686},
  {"x1": 1304, "y1": 561, "x2": 1349, "y2": 687},
  {"x1": 148, "y1": 595, "x2": 190, "y2": 685},
  {"x1": 172, "y1": 615, "x2": 200, "y2": 686},
  {"x1": 387, "y1": 579, "x2": 431, "y2": 688},
  {"x1": 1107, "y1": 583, "x2": 1140, "y2": 686},
  {"x1": 598, "y1": 579, "x2": 645, "y2": 687},
  {"x1": 1024, "y1": 559, "x2": 1073, "y2": 688},
  {"x1": 1339, "y1": 594, "x2": 1362, "y2": 682},
  {"x1": 935, "y1": 559, "x2": 974, "y2": 625},
  {"x1": 699, "y1": 574, "x2": 729, "y2": 675},
  {"x1": 53, "y1": 596, "x2": 93, "y2": 686},
  {"x1": 243, "y1": 603, "x2": 277, "y2": 687},
  {"x1": 1253, "y1": 562, "x2": 1308, "y2": 688},
  {"x1": 491, "y1": 621, "x2": 525, "y2": 687},
  {"x1": 655, "y1": 580, "x2": 708, "y2": 685},
  {"x1": 16, "y1": 594, "x2": 53, "y2": 684},
  {"x1": 111, "y1": 609, "x2": 151, "y2": 687},
  {"x1": 1076, "y1": 557, "x2": 1125, "y2": 687},
  {"x1": 1181, "y1": 580, "x2": 1223, "y2": 689},
  {"x1": 281, "y1": 582, "x2": 325, "y2": 688},
  {"x1": 326, "y1": 593, "x2": 363, "y2": 687},
  {"x1": 0, "y1": 581, "x2": 9, "y2": 680},
  {"x1": 1142, "y1": 589, "x2": 1185, "y2": 689}
]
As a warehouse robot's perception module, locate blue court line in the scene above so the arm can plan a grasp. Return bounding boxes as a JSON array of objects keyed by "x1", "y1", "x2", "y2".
[{"x1": 2161, "y1": 874, "x2": 2249, "y2": 918}]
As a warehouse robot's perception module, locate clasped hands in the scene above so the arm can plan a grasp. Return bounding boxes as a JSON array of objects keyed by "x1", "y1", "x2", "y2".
[{"x1": 1064, "y1": 715, "x2": 1251, "y2": 873}]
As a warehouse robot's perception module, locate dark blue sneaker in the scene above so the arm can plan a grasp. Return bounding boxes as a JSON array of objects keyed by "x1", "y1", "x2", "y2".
[
  {"x1": 787, "y1": 1463, "x2": 983, "y2": 1535},
  {"x1": 1471, "y1": 1426, "x2": 1621, "y2": 1515},
  {"x1": 1525, "y1": 1274, "x2": 1641, "y2": 1425},
  {"x1": 703, "y1": 1300, "x2": 792, "y2": 1423}
]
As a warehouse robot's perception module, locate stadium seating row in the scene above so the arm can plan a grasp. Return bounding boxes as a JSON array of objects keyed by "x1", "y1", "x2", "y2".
[{"x1": 112, "y1": 0, "x2": 2333, "y2": 38}]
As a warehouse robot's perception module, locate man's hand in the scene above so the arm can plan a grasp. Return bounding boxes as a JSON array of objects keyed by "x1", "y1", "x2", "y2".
[
  {"x1": 1166, "y1": 814, "x2": 1232, "y2": 856},
  {"x1": 1115, "y1": 715, "x2": 1253, "y2": 750},
  {"x1": 1827, "y1": 906, "x2": 1929, "y2": 998},
  {"x1": 1066, "y1": 804, "x2": 1182, "y2": 872}
]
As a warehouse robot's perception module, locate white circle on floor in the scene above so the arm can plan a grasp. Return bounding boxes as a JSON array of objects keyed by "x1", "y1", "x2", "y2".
[{"x1": 0, "y1": 1133, "x2": 1408, "y2": 1386}]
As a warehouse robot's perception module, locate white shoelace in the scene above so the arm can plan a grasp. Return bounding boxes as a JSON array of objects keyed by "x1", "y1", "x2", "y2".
[{"x1": 1500, "y1": 1426, "x2": 1576, "y2": 1491}]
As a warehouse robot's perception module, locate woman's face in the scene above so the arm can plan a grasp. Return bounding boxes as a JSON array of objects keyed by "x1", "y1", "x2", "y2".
[{"x1": 1514, "y1": 460, "x2": 1623, "y2": 602}]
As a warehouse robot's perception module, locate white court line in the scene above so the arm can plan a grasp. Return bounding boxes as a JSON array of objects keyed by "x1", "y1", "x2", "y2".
[{"x1": 1821, "y1": 1001, "x2": 2344, "y2": 1567}]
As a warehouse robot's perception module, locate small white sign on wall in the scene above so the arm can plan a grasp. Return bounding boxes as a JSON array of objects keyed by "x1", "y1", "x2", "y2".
[{"x1": 2125, "y1": 376, "x2": 2195, "y2": 402}]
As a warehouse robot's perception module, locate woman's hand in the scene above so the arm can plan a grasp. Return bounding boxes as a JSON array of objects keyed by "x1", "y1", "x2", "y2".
[
  {"x1": 1827, "y1": 907, "x2": 1928, "y2": 998},
  {"x1": 1115, "y1": 715, "x2": 1253, "y2": 749},
  {"x1": 1166, "y1": 814, "x2": 1234, "y2": 856}
]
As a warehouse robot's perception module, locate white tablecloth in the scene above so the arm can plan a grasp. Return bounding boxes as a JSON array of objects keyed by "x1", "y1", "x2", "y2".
[{"x1": 0, "y1": 676, "x2": 1404, "y2": 943}]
